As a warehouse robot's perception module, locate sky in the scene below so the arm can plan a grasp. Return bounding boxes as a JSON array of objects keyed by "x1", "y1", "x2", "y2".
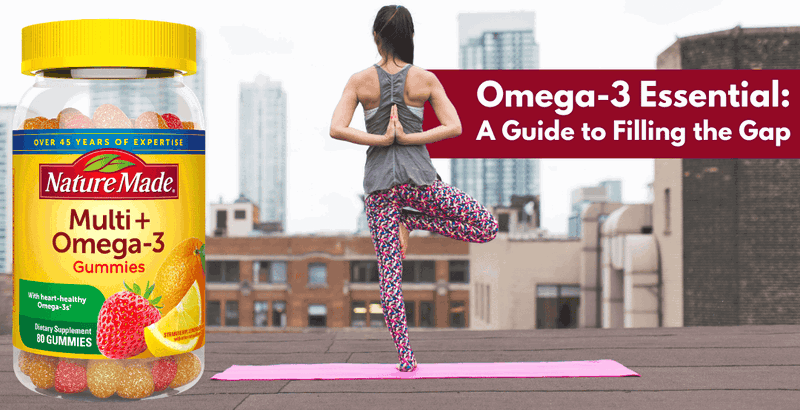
[{"x1": 1, "y1": 0, "x2": 799, "y2": 235}]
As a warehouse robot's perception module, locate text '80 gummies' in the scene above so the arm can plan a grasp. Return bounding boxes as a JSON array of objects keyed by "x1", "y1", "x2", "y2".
[{"x1": 13, "y1": 20, "x2": 205, "y2": 401}]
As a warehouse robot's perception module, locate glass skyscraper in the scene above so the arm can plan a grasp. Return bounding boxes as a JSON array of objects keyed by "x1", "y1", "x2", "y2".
[
  {"x1": 461, "y1": 30, "x2": 538, "y2": 69},
  {"x1": 567, "y1": 179, "x2": 623, "y2": 237},
  {"x1": 184, "y1": 32, "x2": 206, "y2": 122},
  {"x1": 453, "y1": 12, "x2": 541, "y2": 208},
  {"x1": 0, "y1": 105, "x2": 14, "y2": 273},
  {"x1": 238, "y1": 76, "x2": 287, "y2": 225}
]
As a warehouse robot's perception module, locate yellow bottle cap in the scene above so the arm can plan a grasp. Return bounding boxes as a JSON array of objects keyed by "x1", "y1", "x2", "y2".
[{"x1": 21, "y1": 19, "x2": 196, "y2": 76}]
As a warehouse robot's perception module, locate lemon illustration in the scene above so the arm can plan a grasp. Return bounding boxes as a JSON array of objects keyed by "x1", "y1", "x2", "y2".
[
  {"x1": 144, "y1": 281, "x2": 202, "y2": 356},
  {"x1": 154, "y1": 238, "x2": 204, "y2": 315}
]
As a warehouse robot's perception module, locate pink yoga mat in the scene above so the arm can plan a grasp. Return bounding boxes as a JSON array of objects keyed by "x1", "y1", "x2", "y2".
[{"x1": 211, "y1": 360, "x2": 639, "y2": 380}]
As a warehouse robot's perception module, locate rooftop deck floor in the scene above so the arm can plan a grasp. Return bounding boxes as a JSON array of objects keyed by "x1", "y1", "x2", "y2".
[{"x1": 2, "y1": 324, "x2": 798, "y2": 409}]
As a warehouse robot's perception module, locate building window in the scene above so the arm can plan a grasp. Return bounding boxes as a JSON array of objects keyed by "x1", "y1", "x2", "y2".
[
  {"x1": 536, "y1": 285, "x2": 579, "y2": 329},
  {"x1": 475, "y1": 283, "x2": 486, "y2": 321},
  {"x1": 254, "y1": 301, "x2": 268, "y2": 327},
  {"x1": 216, "y1": 210, "x2": 227, "y2": 229},
  {"x1": 498, "y1": 213, "x2": 510, "y2": 232},
  {"x1": 402, "y1": 261, "x2": 435, "y2": 283},
  {"x1": 225, "y1": 301, "x2": 239, "y2": 326},
  {"x1": 308, "y1": 304, "x2": 327, "y2": 327},
  {"x1": 350, "y1": 261, "x2": 379, "y2": 283},
  {"x1": 405, "y1": 301, "x2": 416, "y2": 327},
  {"x1": 486, "y1": 284, "x2": 490, "y2": 324},
  {"x1": 308, "y1": 263, "x2": 327, "y2": 285},
  {"x1": 449, "y1": 260, "x2": 469, "y2": 283},
  {"x1": 207, "y1": 300, "x2": 221, "y2": 326},
  {"x1": 273, "y1": 301, "x2": 287, "y2": 327},
  {"x1": 234, "y1": 210, "x2": 246, "y2": 219},
  {"x1": 207, "y1": 261, "x2": 240, "y2": 283},
  {"x1": 420, "y1": 301, "x2": 435, "y2": 327},
  {"x1": 351, "y1": 301, "x2": 366, "y2": 327},
  {"x1": 478, "y1": 283, "x2": 484, "y2": 321},
  {"x1": 369, "y1": 301, "x2": 384, "y2": 328},
  {"x1": 253, "y1": 261, "x2": 287, "y2": 283},
  {"x1": 449, "y1": 301, "x2": 467, "y2": 328},
  {"x1": 664, "y1": 188, "x2": 671, "y2": 234}
]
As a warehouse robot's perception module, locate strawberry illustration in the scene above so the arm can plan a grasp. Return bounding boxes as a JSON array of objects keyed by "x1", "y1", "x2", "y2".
[{"x1": 96, "y1": 281, "x2": 162, "y2": 359}]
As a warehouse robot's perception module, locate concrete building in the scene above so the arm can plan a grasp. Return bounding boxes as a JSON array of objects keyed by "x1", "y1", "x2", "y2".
[
  {"x1": 473, "y1": 192, "x2": 660, "y2": 331},
  {"x1": 0, "y1": 105, "x2": 13, "y2": 273},
  {"x1": 480, "y1": 139, "x2": 800, "y2": 330},
  {"x1": 238, "y1": 75, "x2": 287, "y2": 226},
  {"x1": 210, "y1": 194, "x2": 287, "y2": 238},
  {"x1": 653, "y1": 160, "x2": 682, "y2": 327},
  {"x1": 204, "y1": 234, "x2": 471, "y2": 330},
  {"x1": 656, "y1": 26, "x2": 800, "y2": 326},
  {"x1": 470, "y1": 198, "x2": 580, "y2": 330},
  {"x1": 470, "y1": 194, "x2": 657, "y2": 331},
  {"x1": 510, "y1": 25, "x2": 800, "y2": 331},
  {"x1": 452, "y1": 12, "x2": 541, "y2": 210},
  {"x1": 469, "y1": 232, "x2": 581, "y2": 330},
  {"x1": 569, "y1": 25, "x2": 800, "y2": 330},
  {"x1": 662, "y1": 158, "x2": 800, "y2": 326}
]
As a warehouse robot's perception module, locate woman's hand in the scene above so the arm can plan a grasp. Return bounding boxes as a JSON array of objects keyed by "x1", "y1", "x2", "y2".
[
  {"x1": 378, "y1": 105, "x2": 398, "y2": 146},
  {"x1": 391, "y1": 105, "x2": 410, "y2": 145}
]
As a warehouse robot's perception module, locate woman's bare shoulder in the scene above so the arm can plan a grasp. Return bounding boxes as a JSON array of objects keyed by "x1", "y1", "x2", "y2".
[
  {"x1": 408, "y1": 65, "x2": 439, "y2": 86},
  {"x1": 346, "y1": 67, "x2": 380, "y2": 107},
  {"x1": 348, "y1": 66, "x2": 379, "y2": 85}
]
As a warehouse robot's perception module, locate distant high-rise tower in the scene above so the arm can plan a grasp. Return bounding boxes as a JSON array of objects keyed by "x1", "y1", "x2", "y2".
[
  {"x1": 0, "y1": 105, "x2": 14, "y2": 273},
  {"x1": 598, "y1": 180, "x2": 622, "y2": 203},
  {"x1": 567, "y1": 179, "x2": 622, "y2": 237},
  {"x1": 184, "y1": 31, "x2": 207, "y2": 123},
  {"x1": 453, "y1": 12, "x2": 541, "y2": 209},
  {"x1": 238, "y1": 75, "x2": 287, "y2": 225}
]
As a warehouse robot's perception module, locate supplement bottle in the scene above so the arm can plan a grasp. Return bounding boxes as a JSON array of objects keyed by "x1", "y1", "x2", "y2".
[{"x1": 12, "y1": 20, "x2": 206, "y2": 400}]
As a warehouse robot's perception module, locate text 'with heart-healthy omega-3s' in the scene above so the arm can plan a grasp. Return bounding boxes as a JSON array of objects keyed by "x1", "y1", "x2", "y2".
[{"x1": 12, "y1": 19, "x2": 205, "y2": 400}]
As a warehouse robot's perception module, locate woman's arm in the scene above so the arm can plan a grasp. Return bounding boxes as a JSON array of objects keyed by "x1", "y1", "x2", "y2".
[
  {"x1": 330, "y1": 74, "x2": 395, "y2": 146},
  {"x1": 395, "y1": 72, "x2": 462, "y2": 145}
]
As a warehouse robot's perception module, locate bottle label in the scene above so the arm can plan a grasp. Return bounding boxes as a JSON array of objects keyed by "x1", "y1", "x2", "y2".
[{"x1": 12, "y1": 129, "x2": 205, "y2": 359}]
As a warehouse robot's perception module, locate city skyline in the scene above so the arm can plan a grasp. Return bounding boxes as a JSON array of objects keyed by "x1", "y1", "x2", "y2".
[{"x1": 2, "y1": 0, "x2": 796, "y2": 234}]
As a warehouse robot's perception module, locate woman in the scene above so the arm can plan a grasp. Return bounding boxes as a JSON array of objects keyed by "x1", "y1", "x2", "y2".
[{"x1": 330, "y1": 5, "x2": 498, "y2": 372}]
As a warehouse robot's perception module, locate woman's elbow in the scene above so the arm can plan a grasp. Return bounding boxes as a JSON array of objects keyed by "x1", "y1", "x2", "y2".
[
  {"x1": 330, "y1": 125, "x2": 342, "y2": 140},
  {"x1": 450, "y1": 123, "x2": 462, "y2": 138}
]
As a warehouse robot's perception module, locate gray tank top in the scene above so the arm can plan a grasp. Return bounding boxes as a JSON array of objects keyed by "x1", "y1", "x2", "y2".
[{"x1": 363, "y1": 64, "x2": 439, "y2": 194}]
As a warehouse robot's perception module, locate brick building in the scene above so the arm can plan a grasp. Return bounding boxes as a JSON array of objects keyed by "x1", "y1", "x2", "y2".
[
  {"x1": 657, "y1": 25, "x2": 800, "y2": 70},
  {"x1": 204, "y1": 234, "x2": 471, "y2": 330},
  {"x1": 657, "y1": 26, "x2": 800, "y2": 326}
]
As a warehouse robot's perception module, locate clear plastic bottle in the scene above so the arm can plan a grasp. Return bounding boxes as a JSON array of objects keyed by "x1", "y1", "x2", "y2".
[{"x1": 12, "y1": 20, "x2": 206, "y2": 401}]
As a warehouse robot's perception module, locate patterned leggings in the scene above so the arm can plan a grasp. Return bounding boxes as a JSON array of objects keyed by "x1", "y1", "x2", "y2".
[{"x1": 365, "y1": 180, "x2": 499, "y2": 371}]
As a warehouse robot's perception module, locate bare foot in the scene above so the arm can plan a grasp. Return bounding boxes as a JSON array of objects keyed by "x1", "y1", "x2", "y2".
[{"x1": 399, "y1": 222, "x2": 409, "y2": 259}]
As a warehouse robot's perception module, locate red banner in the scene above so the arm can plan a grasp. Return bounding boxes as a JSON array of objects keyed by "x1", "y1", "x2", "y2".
[{"x1": 423, "y1": 70, "x2": 800, "y2": 158}]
